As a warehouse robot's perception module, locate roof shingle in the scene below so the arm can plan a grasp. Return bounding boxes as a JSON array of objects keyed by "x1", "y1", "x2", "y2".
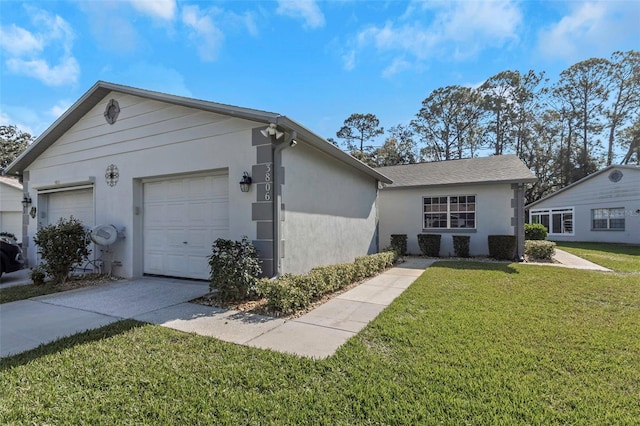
[{"x1": 376, "y1": 155, "x2": 536, "y2": 189}]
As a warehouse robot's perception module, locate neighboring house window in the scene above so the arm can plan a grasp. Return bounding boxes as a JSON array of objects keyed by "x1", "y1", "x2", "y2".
[
  {"x1": 592, "y1": 208, "x2": 625, "y2": 230},
  {"x1": 530, "y1": 207, "x2": 574, "y2": 235},
  {"x1": 423, "y1": 195, "x2": 476, "y2": 229}
]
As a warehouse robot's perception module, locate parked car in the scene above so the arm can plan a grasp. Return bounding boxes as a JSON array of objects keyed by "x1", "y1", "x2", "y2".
[{"x1": 1, "y1": 234, "x2": 24, "y2": 277}]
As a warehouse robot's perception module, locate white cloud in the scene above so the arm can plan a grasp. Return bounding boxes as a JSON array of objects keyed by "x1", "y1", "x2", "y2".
[
  {"x1": 0, "y1": 24, "x2": 43, "y2": 56},
  {"x1": 536, "y1": 2, "x2": 638, "y2": 61},
  {"x1": 129, "y1": 0, "x2": 176, "y2": 21},
  {"x1": 276, "y1": 0, "x2": 325, "y2": 29},
  {"x1": 349, "y1": 0, "x2": 522, "y2": 75},
  {"x1": 50, "y1": 100, "x2": 73, "y2": 119},
  {"x1": 1, "y1": 7, "x2": 79, "y2": 86},
  {"x1": 342, "y1": 50, "x2": 356, "y2": 71},
  {"x1": 182, "y1": 5, "x2": 224, "y2": 62},
  {"x1": 6, "y1": 57, "x2": 79, "y2": 87}
]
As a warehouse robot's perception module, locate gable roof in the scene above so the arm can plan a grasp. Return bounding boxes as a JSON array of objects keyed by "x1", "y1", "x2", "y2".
[
  {"x1": 4, "y1": 81, "x2": 392, "y2": 184},
  {"x1": 0, "y1": 176, "x2": 22, "y2": 191},
  {"x1": 526, "y1": 164, "x2": 640, "y2": 209},
  {"x1": 376, "y1": 155, "x2": 536, "y2": 189}
]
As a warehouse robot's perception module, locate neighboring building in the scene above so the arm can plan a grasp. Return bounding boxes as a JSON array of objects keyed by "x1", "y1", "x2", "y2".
[
  {"x1": 526, "y1": 165, "x2": 640, "y2": 244},
  {"x1": 4, "y1": 81, "x2": 391, "y2": 278},
  {"x1": 0, "y1": 176, "x2": 23, "y2": 241},
  {"x1": 377, "y1": 155, "x2": 537, "y2": 258}
]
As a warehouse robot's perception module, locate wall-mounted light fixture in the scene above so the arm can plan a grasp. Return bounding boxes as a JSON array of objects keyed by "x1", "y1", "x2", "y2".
[
  {"x1": 239, "y1": 172, "x2": 252, "y2": 193},
  {"x1": 260, "y1": 123, "x2": 284, "y2": 140},
  {"x1": 289, "y1": 130, "x2": 298, "y2": 147},
  {"x1": 21, "y1": 194, "x2": 32, "y2": 212}
]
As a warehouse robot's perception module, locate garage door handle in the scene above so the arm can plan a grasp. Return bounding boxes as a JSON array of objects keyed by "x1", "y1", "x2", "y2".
[{"x1": 183, "y1": 241, "x2": 188, "y2": 244}]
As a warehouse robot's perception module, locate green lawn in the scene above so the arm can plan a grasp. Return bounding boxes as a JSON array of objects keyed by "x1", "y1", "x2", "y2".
[
  {"x1": 555, "y1": 242, "x2": 640, "y2": 273},
  {"x1": 2, "y1": 262, "x2": 638, "y2": 424}
]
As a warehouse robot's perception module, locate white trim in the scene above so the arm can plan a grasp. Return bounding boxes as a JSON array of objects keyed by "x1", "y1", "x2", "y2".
[
  {"x1": 33, "y1": 178, "x2": 96, "y2": 193},
  {"x1": 529, "y1": 206, "x2": 575, "y2": 236}
]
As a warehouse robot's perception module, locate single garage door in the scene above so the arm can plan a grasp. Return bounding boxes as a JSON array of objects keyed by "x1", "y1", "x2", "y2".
[
  {"x1": 143, "y1": 173, "x2": 229, "y2": 280},
  {"x1": 47, "y1": 188, "x2": 95, "y2": 228}
]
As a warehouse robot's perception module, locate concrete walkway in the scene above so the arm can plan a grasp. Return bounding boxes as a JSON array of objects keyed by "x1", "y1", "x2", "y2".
[
  {"x1": 0, "y1": 252, "x2": 608, "y2": 359},
  {"x1": 0, "y1": 259, "x2": 434, "y2": 359},
  {"x1": 547, "y1": 248, "x2": 611, "y2": 271}
]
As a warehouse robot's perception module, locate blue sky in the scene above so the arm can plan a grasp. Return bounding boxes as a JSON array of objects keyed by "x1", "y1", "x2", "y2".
[{"x1": 1, "y1": 0, "x2": 638, "y2": 145}]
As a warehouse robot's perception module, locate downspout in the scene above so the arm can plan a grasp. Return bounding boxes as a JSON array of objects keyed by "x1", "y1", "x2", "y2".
[
  {"x1": 271, "y1": 130, "x2": 297, "y2": 278},
  {"x1": 516, "y1": 182, "x2": 525, "y2": 261}
]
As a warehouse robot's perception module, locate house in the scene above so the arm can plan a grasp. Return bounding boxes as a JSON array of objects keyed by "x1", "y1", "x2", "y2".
[
  {"x1": 377, "y1": 155, "x2": 537, "y2": 258},
  {"x1": 526, "y1": 165, "x2": 640, "y2": 244},
  {"x1": 0, "y1": 176, "x2": 23, "y2": 241},
  {"x1": 4, "y1": 81, "x2": 392, "y2": 279}
]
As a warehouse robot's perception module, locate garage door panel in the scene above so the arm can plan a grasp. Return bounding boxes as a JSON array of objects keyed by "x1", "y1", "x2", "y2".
[
  {"x1": 143, "y1": 173, "x2": 229, "y2": 280},
  {"x1": 47, "y1": 188, "x2": 94, "y2": 227}
]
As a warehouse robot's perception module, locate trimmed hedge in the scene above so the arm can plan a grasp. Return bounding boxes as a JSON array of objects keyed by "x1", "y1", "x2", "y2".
[
  {"x1": 452, "y1": 235, "x2": 470, "y2": 258},
  {"x1": 525, "y1": 223, "x2": 548, "y2": 240},
  {"x1": 256, "y1": 251, "x2": 395, "y2": 315},
  {"x1": 417, "y1": 234, "x2": 441, "y2": 257},
  {"x1": 488, "y1": 235, "x2": 516, "y2": 260},
  {"x1": 525, "y1": 240, "x2": 556, "y2": 261},
  {"x1": 390, "y1": 234, "x2": 408, "y2": 256}
]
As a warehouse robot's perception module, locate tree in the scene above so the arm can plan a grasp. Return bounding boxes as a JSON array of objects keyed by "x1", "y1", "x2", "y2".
[
  {"x1": 554, "y1": 58, "x2": 611, "y2": 180},
  {"x1": 412, "y1": 85, "x2": 483, "y2": 161},
  {"x1": 620, "y1": 116, "x2": 640, "y2": 164},
  {"x1": 479, "y1": 71, "x2": 519, "y2": 155},
  {"x1": 336, "y1": 113, "x2": 384, "y2": 153},
  {"x1": 372, "y1": 124, "x2": 417, "y2": 166},
  {"x1": 1, "y1": 125, "x2": 32, "y2": 171},
  {"x1": 604, "y1": 50, "x2": 640, "y2": 165}
]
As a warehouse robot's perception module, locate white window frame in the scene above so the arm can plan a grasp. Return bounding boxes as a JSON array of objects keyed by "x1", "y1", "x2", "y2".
[
  {"x1": 423, "y1": 195, "x2": 476, "y2": 230},
  {"x1": 591, "y1": 207, "x2": 625, "y2": 231},
  {"x1": 529, "y1": 207, "x2": 575, "y2": 236}
]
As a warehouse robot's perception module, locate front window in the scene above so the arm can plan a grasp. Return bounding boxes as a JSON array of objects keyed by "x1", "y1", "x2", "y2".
[
  {"x1": 592, "y1": 208, "x2": 625, "y2": 230},
  {"x1": 423, "y1": 195, "x2": 476, "y2": 229},
  {"x1": 530, "y1": 207, "x2": 574, "y2": 235}
]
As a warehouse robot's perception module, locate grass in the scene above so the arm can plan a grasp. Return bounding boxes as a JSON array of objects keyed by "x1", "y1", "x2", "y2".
[
  {"x1": 2, "y1": 262, "x2": 639, "y2": 424},
  {"x1": 0, "y1": 274, "x2": 118, "y2": 304},
  {"x1": 555, "y1": 241, "x2": 640, "y2": 273}
]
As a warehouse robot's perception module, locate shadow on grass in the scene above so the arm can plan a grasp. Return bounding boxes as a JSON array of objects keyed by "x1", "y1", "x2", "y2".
[
  {"x1": 0, "y1": 320, "x2": 145, "y2": 370},
  {"x1": 429, "y1": 260, "x2": 520, "y2": 274}
]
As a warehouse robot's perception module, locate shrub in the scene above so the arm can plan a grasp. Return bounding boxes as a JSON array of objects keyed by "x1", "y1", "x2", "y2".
[
  {"x1": 208, "y1": 237, "x2": 262, "y2": 302},
  {"x1": 525, "y1": 240, "x2": 556, "y2": 261},
  {"x1": 417, "y1": 234, "x2": 441, "y2": 257},
  {"x1": 488, "y1": 235, "x2": 516, "y2": 261},
  {"x1": 257, "y1": 251, "x2": 395, "y2": 315},
  {"x1": 33, "y1": 216, "x2": 91, "y2": 284},
  {"x1": 30, "y1": 266, "x2": 47, "y2": 285},
  {"x1": 525, "y1": 223, "x2": 548, "y2": 240},
  {"x1": 390, "y1": 234, "x2": 407, "y2": 256},
  {"x1": 452, "y1": 235, "x2": 471, "y2": 258}
]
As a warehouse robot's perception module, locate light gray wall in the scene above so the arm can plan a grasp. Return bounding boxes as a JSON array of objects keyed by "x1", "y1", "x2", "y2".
[
  {"x1": 379, "y1": 183, "x2": 516, "y2": 256},
  {"x1": 530, "y1": 168, "x2": 640, "y2": 244},
  {"x1": 280, "y1": 143, "x2": 378, "y2": 274},
  {"x1": 24, "y1": 91, "x2": 258, "y2": 278}
]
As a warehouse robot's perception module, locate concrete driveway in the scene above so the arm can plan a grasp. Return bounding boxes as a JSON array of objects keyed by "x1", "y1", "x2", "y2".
[{"x1": 0, "y1": 277, "x2": 209, "y2": 357}]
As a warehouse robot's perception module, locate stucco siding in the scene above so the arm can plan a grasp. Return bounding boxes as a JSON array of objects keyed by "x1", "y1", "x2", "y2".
[
  {"x1": 280, "y1": 143, "x2": 378, "y2": 274},
  {"x1": 530, "y1": 168, "x2": 640, "y2": 244},
  {"x1": 379, "y1": 183, "x2": 515, "y2": 256},
  {"x1": 24, "y1": 91, "x2": 259, "y2": 278}
]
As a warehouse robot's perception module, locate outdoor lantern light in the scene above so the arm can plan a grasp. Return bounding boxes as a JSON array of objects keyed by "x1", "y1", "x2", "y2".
[
  {"x1": 260, "y1": 123, "x2": 284, "y2": 139},
  {"x1": 21, "y1": 194, "x2": 32, "y2": 210},
  {"x1": 239, "y1": 171, "x2": 252, "y2": 192}
]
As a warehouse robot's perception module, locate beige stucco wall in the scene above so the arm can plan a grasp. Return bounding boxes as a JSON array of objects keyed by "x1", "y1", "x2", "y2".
[
  {"x1": 24, "y1": 92, "x2": 258, "y2": 278},
  {"x1": 379, "y1": 183, "x2": 516, "y2": 256},
  {"x1": 280, "y1": 143, "x2": 378, "y2": 274}
]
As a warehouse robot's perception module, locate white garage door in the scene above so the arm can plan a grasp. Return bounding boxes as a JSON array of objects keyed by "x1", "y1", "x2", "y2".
[
  {"x1": 143, "y1": 173, "x2": 229, "y2": 280},
  {"x1": 47, "y1": 188, "x2": 95, "y2": 228}
]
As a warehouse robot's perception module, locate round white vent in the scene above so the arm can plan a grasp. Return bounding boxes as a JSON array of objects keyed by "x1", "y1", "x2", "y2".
[{"x1": 90, "y1": 224, "x2": 118, "y2": 246}]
